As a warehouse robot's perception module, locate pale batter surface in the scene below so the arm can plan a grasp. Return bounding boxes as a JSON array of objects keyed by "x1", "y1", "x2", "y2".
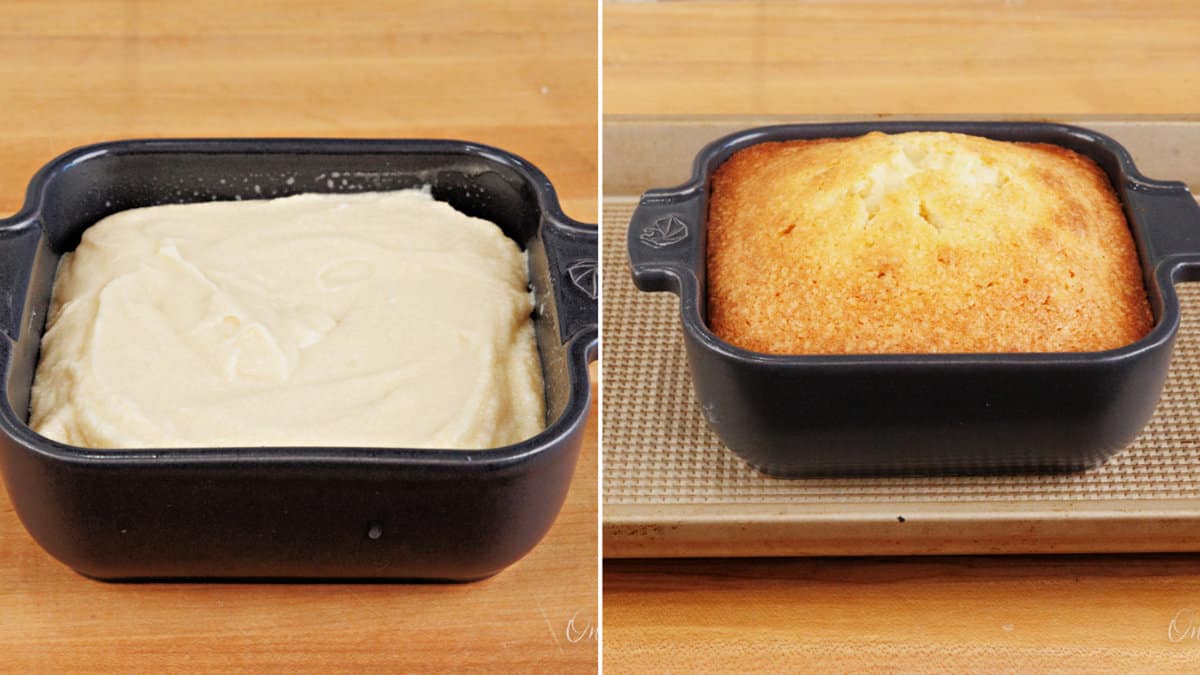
[{"x1": 30, "y1": 190, "x2": 545, "y2": 449}]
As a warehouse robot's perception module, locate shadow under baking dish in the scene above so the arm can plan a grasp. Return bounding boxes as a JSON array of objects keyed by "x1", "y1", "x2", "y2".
[
  {"x1": 0, "y1": 139, "x2": 598, "y2": 581},
  {"x1": 628, "y1": 121, "x2": 1200, "y2": 477}
]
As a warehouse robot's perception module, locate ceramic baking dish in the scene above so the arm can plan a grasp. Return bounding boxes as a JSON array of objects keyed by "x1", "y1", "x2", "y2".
[
  {"x1": 0, "y1": 138, "x2": 597, "y2": 580},
  {"x1": 628, "y1": 121, "x2": 1200, "y2": 476}
]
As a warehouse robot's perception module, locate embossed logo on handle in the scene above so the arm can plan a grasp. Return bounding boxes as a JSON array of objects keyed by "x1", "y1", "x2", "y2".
[
  {"x1": 639, "y1": 215, "x2": 689, "y2": 249},
  {"x1": 566, "y1": 259, "x2": 598, "y2": 299}
]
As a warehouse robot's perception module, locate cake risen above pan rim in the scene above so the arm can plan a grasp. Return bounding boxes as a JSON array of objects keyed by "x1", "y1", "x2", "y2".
[{"x1": 705, "y1": 130, "x2": 1153, "y2": 356}]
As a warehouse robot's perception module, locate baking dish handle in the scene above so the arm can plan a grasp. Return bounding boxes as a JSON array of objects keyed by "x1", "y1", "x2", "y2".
[
  {"x1": 0, "y1": 217, "x2": 41, "y2": 343},
  {"x1": 1128, "y1": 179, "x2": 1200, "y2": 279},
  {"x1": 627, "y1": 186, "x2": 705, "y2": 297},
  {"x1": 542, "y1": 217, "x2": 598, "y2": 361}
]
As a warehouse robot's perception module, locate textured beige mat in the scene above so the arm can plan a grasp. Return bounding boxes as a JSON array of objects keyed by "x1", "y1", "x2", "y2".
[{"x1": 602, "y1": 199, "x2": 1200, "y2": 557}]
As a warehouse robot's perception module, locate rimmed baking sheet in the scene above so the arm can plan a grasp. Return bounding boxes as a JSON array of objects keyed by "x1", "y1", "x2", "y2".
[{"x1": 602, "y1": 117, "x2": 1200, "y2": 557}]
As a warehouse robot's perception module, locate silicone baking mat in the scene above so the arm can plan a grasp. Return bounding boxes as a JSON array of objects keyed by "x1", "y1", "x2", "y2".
[{"x1": 603, "y1": 199, "x2": 1200, "y2": 557}]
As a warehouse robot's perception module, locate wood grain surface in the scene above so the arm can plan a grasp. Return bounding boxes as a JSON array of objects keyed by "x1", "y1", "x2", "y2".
[
  {"x1": 0, "y1": 1, "x2": 597, "y2": 672},
  {"x1": 603, "y1": 0, "x2": 1200, "y2": 671},
  {"x1": 605, "y1": 0, "x2": 1200, "y2": 116},
  {"x1": 605, "y1": 556, "x2": 1200, "y2": 672}
]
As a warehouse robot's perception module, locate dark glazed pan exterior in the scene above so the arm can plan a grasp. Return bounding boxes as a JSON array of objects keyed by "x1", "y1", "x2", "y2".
[
  {"x1": 0, "y1": 139, "x2": 598, "y2": 580},
  {"x1": 628, "y1": 122, "x2": 1200, "y2": 476}
]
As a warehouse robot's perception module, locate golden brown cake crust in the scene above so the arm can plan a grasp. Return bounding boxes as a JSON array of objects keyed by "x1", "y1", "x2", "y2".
[{"x1": 706, "y1": 131, "x2": 1153, "y2": 354}]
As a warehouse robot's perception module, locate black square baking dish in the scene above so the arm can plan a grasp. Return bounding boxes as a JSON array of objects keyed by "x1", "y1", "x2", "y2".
[
  {"x1": 628, "y1": 121, "x2": 1200, "y2": 476},
  {"x1": 0, "y1": 138, "x2": 597, "y2": 580}
]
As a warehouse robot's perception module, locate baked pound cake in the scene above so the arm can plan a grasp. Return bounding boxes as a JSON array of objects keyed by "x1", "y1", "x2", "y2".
[{"x1": 706, "y1": 131, "x2": 1153, "y2": 354}]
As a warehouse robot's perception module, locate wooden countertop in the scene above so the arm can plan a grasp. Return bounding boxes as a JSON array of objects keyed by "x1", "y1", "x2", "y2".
[
  {"x1": 604, "y1": 0, "x2": 1200, "y2": 671},
  {"x1": 0, "y1": 2, "x2": 597, "y2": 671},
  {"x1": 605, "y1": 0, "x2": 1200, "y2": 116},
  {"x1": 605, "y1": 556, "x2": 1200, "y2": 671}
]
